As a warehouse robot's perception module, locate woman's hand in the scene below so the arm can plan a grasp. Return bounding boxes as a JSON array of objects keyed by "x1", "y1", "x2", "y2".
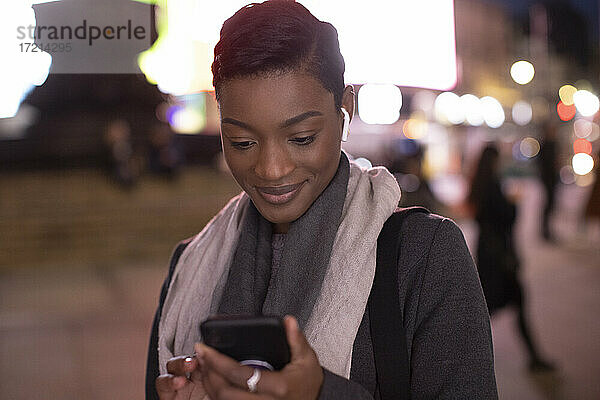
[
  {"x1": 156, "y1": 355, "x2": 208, "y2": 400},
  {"x1": 195, "y1": 315, "x2": 324, "y2": 400}
]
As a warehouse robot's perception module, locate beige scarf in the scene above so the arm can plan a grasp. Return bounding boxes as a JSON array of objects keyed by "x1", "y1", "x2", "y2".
[{"x1": 158, "y1": 159, "x2": 401, "y2": 378}]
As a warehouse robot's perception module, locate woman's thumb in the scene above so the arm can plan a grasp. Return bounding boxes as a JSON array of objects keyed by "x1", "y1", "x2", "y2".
[{"x1": 283, "y1": 315, "x2": 310, "y2": 361}]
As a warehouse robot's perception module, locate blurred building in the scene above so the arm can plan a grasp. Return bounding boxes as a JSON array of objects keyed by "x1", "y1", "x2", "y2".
[{"x1": 1, "y1": 0, "x2": 598, "y2": 184}]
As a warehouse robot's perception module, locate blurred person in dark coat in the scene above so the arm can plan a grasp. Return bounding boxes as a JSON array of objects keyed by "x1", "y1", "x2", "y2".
[
  {"x1": 387, "y1": 139, "x2": 446, "y2": 215},
  {"x1": 469, "y1": 144, "x2": 554, "y2": 372},
  {"x1": 538, "y1": 121, "x2": 559, "y2": 241},
  {"x1": 585, "y1": 149, "x2": 600, "y2": 246},
  {"x1": 103, "y1": 118, "x2": 138, "y2": 188},
  {"x1": 148, "y1": 125, "x2": 183, "y2": 179}
]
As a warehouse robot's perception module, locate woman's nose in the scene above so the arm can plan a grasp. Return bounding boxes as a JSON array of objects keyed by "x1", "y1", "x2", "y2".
[{"x1": 254, "y1": 144, "x2": 295, "y2": 182}]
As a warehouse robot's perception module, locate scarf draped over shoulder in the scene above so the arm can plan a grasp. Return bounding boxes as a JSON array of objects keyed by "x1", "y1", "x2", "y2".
[{"x1": 158, "y1": 152, "x2": 401, "y2": 378}]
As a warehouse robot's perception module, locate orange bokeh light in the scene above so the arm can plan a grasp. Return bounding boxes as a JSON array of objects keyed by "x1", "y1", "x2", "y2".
[
  {"x1": 573, "y1": 138, "x2": 593, "y2": 155},
  {"x1": 557, "y1": 101, "x2": 576, "y2": 121}
]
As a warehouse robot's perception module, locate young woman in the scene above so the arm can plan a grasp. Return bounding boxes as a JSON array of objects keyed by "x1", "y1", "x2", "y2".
[{"x1": 146, "y1": 2, "x2": 497, "y2": 399}]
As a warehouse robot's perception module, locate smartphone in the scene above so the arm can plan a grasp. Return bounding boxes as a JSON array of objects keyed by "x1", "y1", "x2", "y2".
[{"x1": 200, "y1": 315, "x2": 291, "y2": 371}]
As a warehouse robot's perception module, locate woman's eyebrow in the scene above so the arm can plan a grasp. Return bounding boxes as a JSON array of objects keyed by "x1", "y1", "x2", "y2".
[
  {"x1": 279, "y1": 111, "x2": 323, "y2": 129},
  {"x1": 221, "y1": 117, "x2": 254, "y2": 131}
]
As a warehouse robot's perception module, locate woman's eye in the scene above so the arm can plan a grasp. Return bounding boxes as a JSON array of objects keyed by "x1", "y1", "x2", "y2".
[
  {"x1": 231, "y1": 141, "x2": 255, "y2": 150},
  {"x1": 290, "y1": 135, "x2": 316, "y2": 145}
]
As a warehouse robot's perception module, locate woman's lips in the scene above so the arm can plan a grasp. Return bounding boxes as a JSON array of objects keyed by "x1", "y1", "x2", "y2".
[{"x1": 256, "y1": 181, "x2": 306, "y2": 205}]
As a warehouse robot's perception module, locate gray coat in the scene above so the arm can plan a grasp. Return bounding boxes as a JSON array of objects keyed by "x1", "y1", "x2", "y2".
[{"x1": 146, "y1": 212, "x2": 498, "y2": 399}]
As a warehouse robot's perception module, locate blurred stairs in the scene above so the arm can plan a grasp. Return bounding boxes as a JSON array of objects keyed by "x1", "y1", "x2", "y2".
[{"x1": 0, "y1": 167, "x2": 240, "y2": 270}]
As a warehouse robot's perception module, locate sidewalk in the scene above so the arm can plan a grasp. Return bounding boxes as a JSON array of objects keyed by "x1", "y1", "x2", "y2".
[
  {"x1": 1, "y1": 178, "x2": 599, "y2": 399},
  {"x1": 0, "y1": 263, "x2": 167, "y2": 399}
]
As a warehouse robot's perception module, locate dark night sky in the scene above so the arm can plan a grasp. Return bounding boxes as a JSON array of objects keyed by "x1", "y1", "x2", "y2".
[{"x1": 488, "y1": 0, "x2": 599, "y2": 39}]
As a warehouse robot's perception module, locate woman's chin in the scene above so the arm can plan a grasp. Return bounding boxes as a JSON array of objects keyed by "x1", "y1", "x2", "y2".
[
  {"x1": 253, "y1": 201, "x2": 303, "y2": 227},
  {"x1": 260, "y1": 207, "x2": 298, "y2": 226}
]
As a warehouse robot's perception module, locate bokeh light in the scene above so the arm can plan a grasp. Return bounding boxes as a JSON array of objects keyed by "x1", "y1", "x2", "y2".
[
  {"x1": 559, "y1": 165, "x2": 576, "y2": 185},
  {"x1": 574, "y1": 119, "x2": 593, "y2": 138},
  {"x1": 1, "y1": 1, "x2": 52, "y2": 118},
  {"x1": 572, "y1": 153, "x2": 594, "y2": 175},
  {"x1": 481, "y1": 96, "x2": 505, "y2": 128},
  {"x1": 301, "y1": 0, "x2": 458, "y2": 89},
  {"x1": 358, "y1": 83, "x2": 402, "y2": 125},
  {"x1": 519, "y1": 137, "x2": 540, "y2": 158},
  {"x1": 512, "y1": 100, "x2": 533, "y2": 126},
  {"x1": 403, "y1": 117, "x2": 428, "y2": 139},
  {"x1": 575, "y1": 173, "x2": 595, "y2": 187},
  {"x1": 138, "y1": 0, "x2": 249, "y2": 94},
  {"x1": 573, "y1": 138, "x2": 592, "y2": 155},
  {"x1": 559, "y1": 84, "x2": 577, "y2": 106},
  {"x1": 557, "y1": 101, "x2": 576, "y2": 121},
  {"x1": 575, "y1": 79, "x2": 593, "y2": 92},
  {"x1": 140, "y1": 1, "x2": 458, "y2": 93},
  {"x1": 573, "y1": 90, "x2": 600, "y2": 117},
  {"x1": 510, "y1": 60, "x2": 535, "y2": 85},
  {"x1": 588, "y1": 123, "x2": 600, "y2": 142},
  {"x1": 460, "y1": 94, "x2": 484, "y2": 126},
  {"x1": 434, "y1": 92, "x2": 464, "y2": 125},
  {"x1": 167, "y1": 100, "x2": 207, "y2": 134}
]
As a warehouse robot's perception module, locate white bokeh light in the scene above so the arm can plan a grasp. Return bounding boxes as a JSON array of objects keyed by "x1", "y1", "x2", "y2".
[
  {"x1": 303, "y1": 0, "x2": 457, "y2": 89},
  {"x1": 481, "y1": 96, "x2": 505, "y2": 128},
  {"x1": 358, "y1": 83, "x2": 402, "y2": 125},
  {"x1": 573, "y1": 90, "x2": 600, "y2": 117},
  {"x1": 512, "y1": 100, "x2": 533, "y2": 126},
  {"x1": 1, "y1": 1, "x2": 52, "y2": 119},
  {"x1": 572, "y1": 153, "x2": 594, "y2": 175},
  {"x1": 141, "y1": 1, "x2": 458, "y2": 93},
  {"x1": 434, "y1": 92, "x2": 463, "y2": 125},
  {"x1": 460, "y1": 94, "x2": 484, "y2": 126},
  {"x1": 510, "y1": 61, "x2": 535, "y2": 85}
]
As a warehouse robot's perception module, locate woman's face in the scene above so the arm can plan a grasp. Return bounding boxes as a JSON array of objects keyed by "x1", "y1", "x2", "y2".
[{"x1": 218, "y1": 71, "x2": 353, "y2": 233}]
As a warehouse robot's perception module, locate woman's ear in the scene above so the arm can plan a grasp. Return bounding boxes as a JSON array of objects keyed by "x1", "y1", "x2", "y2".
[{"x1": 341, "y1": 85, "x2": 355, "y2": 122}]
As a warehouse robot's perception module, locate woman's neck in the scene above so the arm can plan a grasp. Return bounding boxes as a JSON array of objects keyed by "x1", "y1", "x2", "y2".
[{"x1": 273, "y1": 222, "x2": 290, "y2": 234}]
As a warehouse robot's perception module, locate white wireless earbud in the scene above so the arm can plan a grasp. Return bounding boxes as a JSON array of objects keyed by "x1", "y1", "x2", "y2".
[{"x1": 340, "y1": 108, "x2": 350, "y2": 142}]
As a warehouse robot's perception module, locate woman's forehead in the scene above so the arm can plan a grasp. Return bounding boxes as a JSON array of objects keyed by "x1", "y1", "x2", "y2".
[{"x1": 218, "y1": 72, "x2": 336, "y2": 121}]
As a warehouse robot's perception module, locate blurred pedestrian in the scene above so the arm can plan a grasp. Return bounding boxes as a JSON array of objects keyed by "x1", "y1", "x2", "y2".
[
  {"x1": 103, "y1": 119, "x2": 138, "y2": 188},
  {"x1": 469, "y1": 144, "x2": 554, "y2": 372},
  {"x1": 148, "y1": 124, "x2": 183, "y2": 179},
  {"x1": 584, "y1": 149, "x2": 600, "y2": 247},
  {"x1": 388, "y1": 139, "x2": 446, "y2": 214},
  {"x1": 538, "y1": 121, "x2": 559, "y2": 241}
]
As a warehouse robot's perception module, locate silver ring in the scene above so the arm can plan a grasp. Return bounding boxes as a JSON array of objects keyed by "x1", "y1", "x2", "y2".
[{"x1": 246, "y1": 368, "x2": 261, "y2": 393}]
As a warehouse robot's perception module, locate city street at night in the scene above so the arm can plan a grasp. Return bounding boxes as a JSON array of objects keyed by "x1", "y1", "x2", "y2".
[
  {"x1": 2, "y1": 0, "x2": 599, "y2": 399},
  {"x1": 1, "y1": 170, "x2": 598, "y2": 399}
]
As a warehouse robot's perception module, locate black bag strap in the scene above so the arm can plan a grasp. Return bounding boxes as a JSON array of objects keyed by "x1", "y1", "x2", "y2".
[{"x1": 368, "y1": 206, "x2": 429, "y2": 400}]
